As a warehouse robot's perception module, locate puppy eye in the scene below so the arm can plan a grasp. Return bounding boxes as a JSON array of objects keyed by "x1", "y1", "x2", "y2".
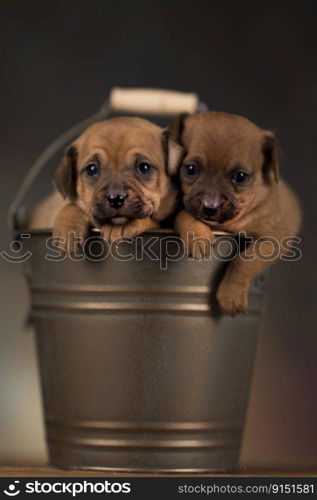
[
  {"x1": 232, "y1": 170, "x2": 249, "y2": 184},
  {"x1": 137, "y1": 162, "x2": 152, "y2": 175},
  {"x1": 184, "y1": 164, "x2": 199, "y2": 177},
  {"x1": 85, "y1": 163, "x2": 99, "y2": 177}
]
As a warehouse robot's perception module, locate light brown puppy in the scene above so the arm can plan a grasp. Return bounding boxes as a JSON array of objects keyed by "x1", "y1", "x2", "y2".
[
  {"x1": 53, "y1": 117, "x2": 182, "y2": 251},
  {"x1": 170, "y1": 111, "x2": 301, "y2": 316}
]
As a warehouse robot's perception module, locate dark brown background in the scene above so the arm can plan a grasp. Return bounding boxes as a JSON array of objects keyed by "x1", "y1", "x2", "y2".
[{"x1": 0, "y1": 0, "x2": 316, "y2": 466}]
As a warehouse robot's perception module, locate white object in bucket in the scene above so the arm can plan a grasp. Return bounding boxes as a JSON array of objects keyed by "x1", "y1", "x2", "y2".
[{"x1": 110, "y1": 87, "x2": 199, "y2": 115}]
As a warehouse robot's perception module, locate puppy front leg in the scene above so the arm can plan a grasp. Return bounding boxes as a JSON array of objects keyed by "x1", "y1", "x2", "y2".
[
  {"x1": 101, "y1": 216, "x2": 159, "y2": 243},
  {"x1": 216, "y1": 239, "x2": 282, "y2": 316},
  {"x1": 53, "y1": 203, "x2": 90, "y2": 254},
  {"x1": 175, "y1": 210, "x2": 215, "y2": 259}
]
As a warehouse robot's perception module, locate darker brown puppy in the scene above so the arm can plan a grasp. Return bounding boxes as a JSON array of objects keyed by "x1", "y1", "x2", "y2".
[
  {"x1": 170, "y1": 111, "x2": 301, "y2": 316},
  {"x1": 53, "y1": 117, "x2": 182, "y2": 251}
]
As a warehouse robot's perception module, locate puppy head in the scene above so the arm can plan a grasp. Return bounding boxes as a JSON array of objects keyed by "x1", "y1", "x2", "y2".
[
  {"x1": 54, "y1": 117, "x2": 183, "y2": 226},
  {"x1": 169, "y1": 111, "x2": 279, "y2": 227}
]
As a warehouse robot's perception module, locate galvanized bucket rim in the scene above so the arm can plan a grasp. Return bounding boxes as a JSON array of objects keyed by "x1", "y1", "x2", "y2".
[{"x1": 17, "y1": 228, "x2": 230, "y2": 238}]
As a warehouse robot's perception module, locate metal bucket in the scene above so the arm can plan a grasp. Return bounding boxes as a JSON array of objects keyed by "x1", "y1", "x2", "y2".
[
  {"x1": 10, "y1": 88, "x2": 267, "y2": 472},
  {"x1": 20, "y1": 229, "x2": 267, "y2": 472}
]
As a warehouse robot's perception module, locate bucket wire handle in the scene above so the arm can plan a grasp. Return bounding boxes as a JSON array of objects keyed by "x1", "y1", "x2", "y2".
[{"x1": 8, "y1": 88, "x2": 207, "y2": 231}]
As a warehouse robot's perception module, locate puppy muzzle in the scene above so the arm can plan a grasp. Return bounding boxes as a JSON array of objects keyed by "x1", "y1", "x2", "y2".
[
  {"x1": 91, "y1": 188, "x2": 153, "y2": 226},
  {"x1": 184, "y1": 196, "x2": 238, "y2": 225}
]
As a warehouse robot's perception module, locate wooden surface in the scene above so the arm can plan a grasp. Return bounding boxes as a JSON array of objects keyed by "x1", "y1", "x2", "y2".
[{"x1": 0, "y1": 467, "x2": 316, "y2": 477}]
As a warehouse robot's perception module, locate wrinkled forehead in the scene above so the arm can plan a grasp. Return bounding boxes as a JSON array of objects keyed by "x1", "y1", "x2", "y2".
[
  {"x1": 183, "y1": 117, "x2": 264, "y2": 166},
  {"x1": 75, "y1": 125, "x2": 163, "y2": 165}
]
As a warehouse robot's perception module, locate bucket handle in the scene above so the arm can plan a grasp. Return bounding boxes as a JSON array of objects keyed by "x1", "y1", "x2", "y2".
[{"x1": 8, "y1": 87, "x2": 207, "y2": 232}]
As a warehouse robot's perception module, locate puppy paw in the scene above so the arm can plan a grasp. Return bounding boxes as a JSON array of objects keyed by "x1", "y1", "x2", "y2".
[
  {"x1": 216, "y1": 281, "x2": 249, "y2": 317},
  {"x1": 53, "y1": 222, "x2": 89, "y2": 255},
  {"x1": 181, "y1": 223, "x2": 215, "y2": 259},
  {"x1": 101, "y1": 218, "x2": 159, "y2": 243},
  {"x1": 175, "y1": 210, "x2": 215, "y2": 259},
  {"x1": 52, "y1": 204, "x2": 89, "y2": 255}
]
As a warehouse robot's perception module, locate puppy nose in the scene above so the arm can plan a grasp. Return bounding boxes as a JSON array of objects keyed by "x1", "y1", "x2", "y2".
[
  {"x1": 202, "y1": 203, "x2": 220, "y2": 217},
  {"x1": 106, "y1": 194, "x2": 127, "y2": 209}
]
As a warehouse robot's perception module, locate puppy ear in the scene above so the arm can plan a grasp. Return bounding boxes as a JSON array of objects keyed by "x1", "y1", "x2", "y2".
[
  {"x1": 54, "y1": 145, "x2": 78, "y2": 199},
  {"x1": 168, "y1": 112, "x2": 189, "y2": 144},
  {"x1": 161, "y1": 129, "x2": 184, "y2": 175},
  {"x1": 262, "y1": 132, "x2": 280, "y2": 183}
]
